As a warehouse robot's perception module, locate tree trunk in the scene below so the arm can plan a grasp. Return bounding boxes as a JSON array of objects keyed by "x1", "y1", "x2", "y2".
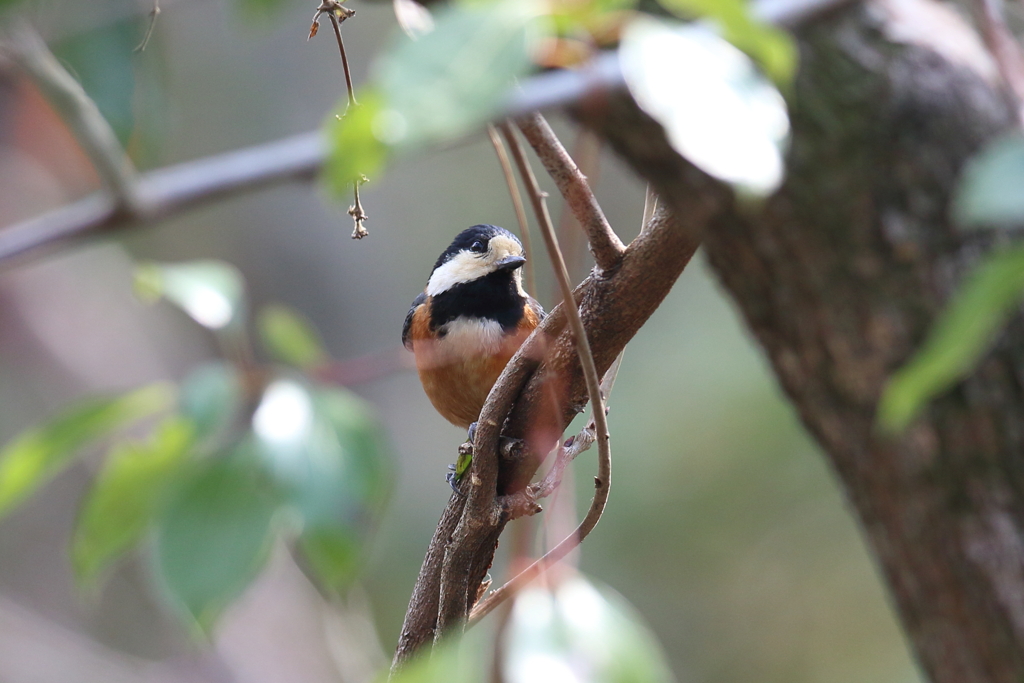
[{"x1": 579, "y1": 1, "x2": 1024, "y2": 681}]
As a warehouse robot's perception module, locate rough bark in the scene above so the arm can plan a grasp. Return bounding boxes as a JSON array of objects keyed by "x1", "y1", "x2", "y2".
[{"x1": 576, "y1": 2, "x2": 1024, "y2": 682}]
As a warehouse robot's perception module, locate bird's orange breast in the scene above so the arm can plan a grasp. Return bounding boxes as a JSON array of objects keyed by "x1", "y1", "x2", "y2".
[{"x1": 409, "y1": 304, "x2": 539, "y2": 429}]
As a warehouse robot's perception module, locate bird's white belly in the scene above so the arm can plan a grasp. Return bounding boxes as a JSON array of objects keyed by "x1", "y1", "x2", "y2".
[{"x1": 435, "y1": 317, "x2": 506, "y2": 362}]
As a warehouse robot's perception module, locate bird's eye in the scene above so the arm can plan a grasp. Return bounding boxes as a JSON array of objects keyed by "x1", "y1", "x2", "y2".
[{"x1": 470, "y1": 240, "x2": 487, "y2": 253}]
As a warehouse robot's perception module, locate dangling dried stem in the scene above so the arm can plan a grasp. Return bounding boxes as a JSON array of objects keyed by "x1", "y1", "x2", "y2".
[
  {"x1": 349, "y1": 175, "x2": 369, "y2": 239},
  {"x1": 310, "y1": 0, "x2": 367, "y2": 237}
]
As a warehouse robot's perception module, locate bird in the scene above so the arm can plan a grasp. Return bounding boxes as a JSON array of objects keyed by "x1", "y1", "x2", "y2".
[{"x1": 402, "y1": 225, "x2": 544, "y2": 435}]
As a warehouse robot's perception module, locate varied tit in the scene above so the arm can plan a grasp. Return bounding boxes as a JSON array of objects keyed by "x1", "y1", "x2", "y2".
[{"x1": 402, "y1": 225, "x2": 544, "y2": 435}]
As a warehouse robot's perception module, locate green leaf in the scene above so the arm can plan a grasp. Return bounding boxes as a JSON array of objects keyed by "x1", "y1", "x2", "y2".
[
  {"x1": 654, "y1": 0, "x2": 796, "y2": 84},
  {"x1": 878, "y1": 245, "x2": 1024, "y2": 433},
  {"x1": 323, "y1": 90, "x2": 390, "y2": 195},
  {"x1": 258, "y1": 305, "x2": 329, "y2": 370},
  {"x1": 135, "y1": 260, "x2": 245, "y2": 330},
  {"x1": 312, "y1": 387, "x2": 391, "y2": 513},
  {"x1": 154, "y1": 453, "x2": 278, "y2": 630},
  {"x1": 953, "y1": 132, "x2": 1024, "y2": 228},
  {"x1": 375, "y1": 0, "x2": 547, "y2": 147},
  {"x1": 179, "y1": 362, "x2": 242, "y2": 444},
  {"x1": 620, "y1": 17, "x2": 789, "y2": 196},
  {"x1": 297, "y1": 525, "x2": 360, "y2": 590},
  {"x1": 251, "y1": 381, "x2": 391, "y2": 591},
  {"x1": 53, "y1": 20, "x2": 138, "y2": 145},
  {"x1": 0, "y1": 383, "x2": 174, "y2": 520},
  {"x1": 72, "y1": 417, "x2": 194, "y2": 587},
  {"x1": 504, "y1": 575, "x2": 675, "y2": 683}
]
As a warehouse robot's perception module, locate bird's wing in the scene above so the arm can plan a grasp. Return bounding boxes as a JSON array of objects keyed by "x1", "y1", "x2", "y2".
[
  {"x1": 402, "y1": 292, "x2": 428, "y2": 350},
  {"x1": 527, "y1": 295, "x2": 546, "y2": 322}
]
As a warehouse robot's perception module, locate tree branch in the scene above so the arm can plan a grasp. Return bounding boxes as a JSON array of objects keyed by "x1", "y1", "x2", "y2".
[
  {"x1": 2, "y1": 23, "x2": 144, "y2": 216},
  {"x1": 0, "y1": 59, "x2": 626, "y2": 267},
  {"x1": 0, "y1": 131, "x2": 324, "y2": 266},
  {"x1": 515, "y1": 113, "x2": 625, "y2": 274}
]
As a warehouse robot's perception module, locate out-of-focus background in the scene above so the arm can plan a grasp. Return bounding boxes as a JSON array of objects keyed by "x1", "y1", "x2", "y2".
[{"x1": 0, "y1": 0, "x2": 921, "y2": 681}]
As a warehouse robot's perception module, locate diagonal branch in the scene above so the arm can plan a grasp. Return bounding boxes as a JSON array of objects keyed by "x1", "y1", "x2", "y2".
[
  {"x1": 2, "y1": 23, "x2": 144, "y2": 216},
  {"x1": 515, "y1": 113, "x2": 625, "y2": 273},
  {"x1": 501, "y1": 118, "x2": 612, "y2": 544}
]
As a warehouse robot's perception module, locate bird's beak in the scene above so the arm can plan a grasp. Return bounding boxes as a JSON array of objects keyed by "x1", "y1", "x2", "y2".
[{"x1": 494, "y1": 255, "x2": 526, "y2": 271}]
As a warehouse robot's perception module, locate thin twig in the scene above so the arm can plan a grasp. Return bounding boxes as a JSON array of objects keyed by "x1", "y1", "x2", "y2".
[
  {"x1": 473, "y1": 123, "x2": 612, "y2": 624},
  {"x1": 2, "y1": 23, "x2": 144, "y2": 216},
  {"x1": 972, "y1": 0, "x2": 1024, "y2": 125},
  {"x1": 487, "y1": 124, "x2": 536, "y2": 295},
  {"x1": 516, "y1": 113, "x2": 624, "y2": 273},
  {"x1": 327, "y1": 6, "x2": 358, "y2": 108},
  {"x1": 134, "y1": 0, "x2": 160, "y2": 52}
]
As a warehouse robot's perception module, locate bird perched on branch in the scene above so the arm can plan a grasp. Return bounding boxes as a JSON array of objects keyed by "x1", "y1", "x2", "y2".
[{"x1": 403, "y1": 225, "x2": 544, "y2": 445}]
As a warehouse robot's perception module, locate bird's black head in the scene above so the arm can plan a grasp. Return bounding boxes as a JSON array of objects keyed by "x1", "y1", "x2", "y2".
[{"x1": 426, "y1": 224, "x2": 527, "y2": 297}]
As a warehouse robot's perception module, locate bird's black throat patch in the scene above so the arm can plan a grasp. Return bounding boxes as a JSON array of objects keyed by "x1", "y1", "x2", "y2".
[{"x1": 429, "y1": 269, "x2": 525, "y2": 333}]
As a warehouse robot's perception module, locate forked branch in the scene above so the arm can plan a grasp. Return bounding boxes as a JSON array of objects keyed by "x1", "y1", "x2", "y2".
[{"x1": 516, "y1": 113, "x2": 625, "y2": 273}]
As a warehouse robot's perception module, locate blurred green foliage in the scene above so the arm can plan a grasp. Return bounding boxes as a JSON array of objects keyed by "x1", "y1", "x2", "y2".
[
  {"x1": 0, "y1": 383, "x2": 174, "y2": 520},
  {"x1": 0, "y1": 259, "x2": 393, "y2": 630},
  {"x1": 879, "y1": 245, "x2": 1024, "y2": 433},
  {"x1": 258, "y1": 304, "x2": 330, "y2": 370},
  {"x1": 324, "y1": 90, "x2": 390, "y2": 194},
  {"x1": 374, "y1": 0, "x2": 545, "y2": 146},
  {"x1": 73, "y1": 416, "x2": 195, "y2": 586}
]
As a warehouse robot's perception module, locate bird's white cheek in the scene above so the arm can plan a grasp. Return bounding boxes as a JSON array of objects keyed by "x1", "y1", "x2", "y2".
[{"x1": 426, "y1": 254, "x2": 489, "y2": 296}]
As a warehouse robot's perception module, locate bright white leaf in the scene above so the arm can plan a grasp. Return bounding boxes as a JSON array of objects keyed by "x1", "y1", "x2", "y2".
[
  {"x1": 252, "y1": 380, "x2": 314, "y2": 446},
  {"x1": 620, "y1": 17, "x2": 789, "y2": 195},
  {"x1": 504, "y1": 575, "x2": 676, "y2": 683},
  {"x1": 393, "y1": 0, "x2": 435, "y2": 39}
]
